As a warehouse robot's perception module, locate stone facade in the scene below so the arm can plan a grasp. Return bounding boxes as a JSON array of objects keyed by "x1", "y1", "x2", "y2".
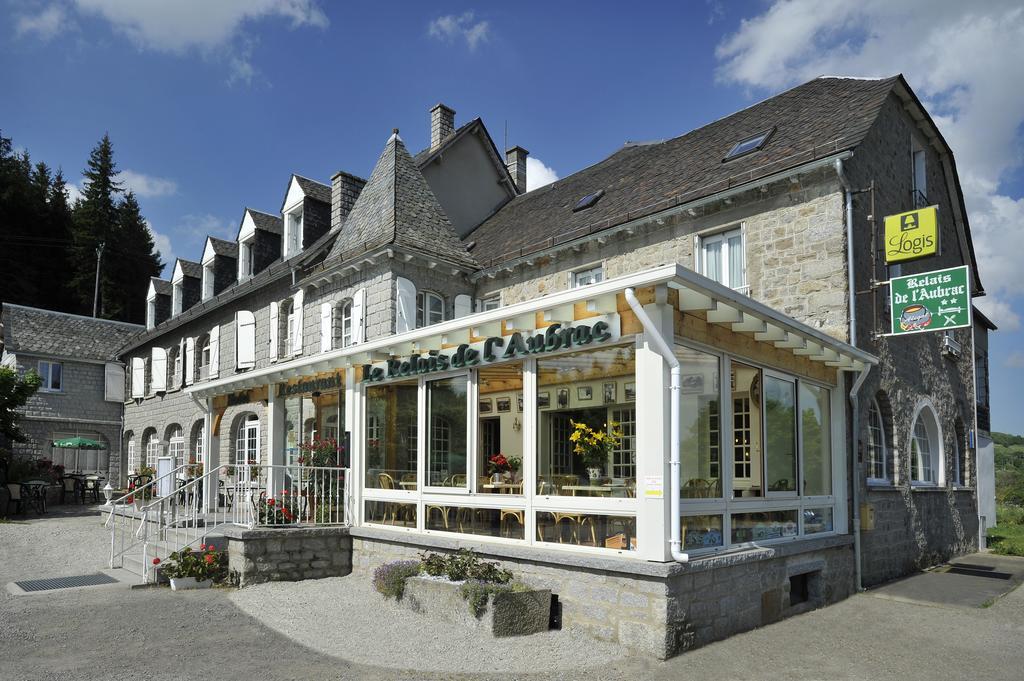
[{"x1": 225, "y1": 525, "x2": 352, "y2": 587}]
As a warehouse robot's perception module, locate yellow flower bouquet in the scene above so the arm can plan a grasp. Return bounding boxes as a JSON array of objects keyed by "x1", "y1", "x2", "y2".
[{"x1": 569, "y1": 420, "x2": 623, "y2": 472}]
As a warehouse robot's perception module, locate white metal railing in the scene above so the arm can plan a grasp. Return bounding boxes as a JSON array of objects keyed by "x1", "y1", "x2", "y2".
[
  {"x1": 232, "y1": 464, "x2": 351, "y2": 529},
  {"x1": 104, "y1": 463, "x2": 189, "y2": 575}
]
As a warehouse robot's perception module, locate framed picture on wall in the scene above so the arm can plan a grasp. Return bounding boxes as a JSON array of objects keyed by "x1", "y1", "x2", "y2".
[
  {"x1": 516, "y1": 393, "x2": 524, "y2": 412},
  {"x1": 538, "y1": 392, "x2": 550, "y2": 408},
  {"x1": 557, "y1": 389, "x2": 569, "y2": 408},
  {"x1": 681, "y1": 374, "x2": 705, "y2": 394},
  {"x1": 577, "y1": 386, "x2": 593, "y2": 401},
  {"x1": 624, "y1": 382, "x2": 636, "y2": 401},
  {"x1": 603, "y1": 382, "x2": 617, "y2": 404},
  {"x1": 496, "y1": 397, "x2": 511, "y2": 413},
  {"x1": 479, "y1": 398, "x2": 493, "y2": 414}
]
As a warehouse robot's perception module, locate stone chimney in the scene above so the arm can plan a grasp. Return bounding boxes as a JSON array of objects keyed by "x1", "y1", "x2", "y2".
[
  {"x1": 430, "y1": 103, "x2": 455, "y2": 151},
  {"x1": 505, "y1": 146, "x2": 529, "y2": 194},
  {"x1": 331, "y1": 171, "x2": 367, "y2": 229}
]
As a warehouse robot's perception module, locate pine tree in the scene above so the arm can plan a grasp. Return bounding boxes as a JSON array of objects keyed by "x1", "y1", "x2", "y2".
[
  {"x1": 109, "y1": 191, "x2": 163, "y2": 323},
  {"x1": 70, "y1": 133, "x2": 123, "y2": 316}
]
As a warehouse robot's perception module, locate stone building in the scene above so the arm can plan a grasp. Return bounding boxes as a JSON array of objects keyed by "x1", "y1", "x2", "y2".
[
  {"x1": 116, "y1": 74, "x2": 993, "y2": 657},
  {"x1": 0, "y1": 303, "x2": 141, "y2": 478}
]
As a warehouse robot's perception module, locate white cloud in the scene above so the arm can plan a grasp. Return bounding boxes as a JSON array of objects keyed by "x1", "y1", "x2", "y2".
[
  {"x1": 178, "y1": 213, "x2": 234, "y2": 243},
  {"x1": 117, "y1": 169, "x2": 177, "y2": 198},
  {"x1": 16, "y1": 1, "x2": 328, "y2": 83},
  {"x1": 715, "y1": 0, "x2": 1024, "y2": 329},
  {"x1": 15, "y1": 5, "x2": 69, "y2": 40},
  {"x1": 976, "y1": 296, "x2": 1021, "y2": 332},
  {"x1": 65, "y1": 180, "x2": 82, "y2": 204},
  {"x1": 428, "y1": 11, "x2": 490, "y2": 51},
  {"x1": 146, "y1": 220, "x2": 174, "y2": 277},
  {"x1": 526, "y1": 157, "x2": 558, "y2": 192},
  {"x1": 1006, "y1": 351, "x2": 1024, "y2": 368}
]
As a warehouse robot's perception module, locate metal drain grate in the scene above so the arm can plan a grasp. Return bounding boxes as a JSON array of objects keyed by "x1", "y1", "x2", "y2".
[{"x1": 14, "y1": 573, "x2": 119, "y2": 592}]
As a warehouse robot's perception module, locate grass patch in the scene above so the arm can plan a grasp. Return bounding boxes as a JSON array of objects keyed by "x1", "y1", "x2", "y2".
[{"x1": 987, "y1": 523, "x2": 1024, "y2": 557}]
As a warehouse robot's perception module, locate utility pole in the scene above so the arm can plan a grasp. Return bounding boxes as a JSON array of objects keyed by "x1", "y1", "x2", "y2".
[{"x1": 92, "y1": 242, "x2": 105, "y2": 318}]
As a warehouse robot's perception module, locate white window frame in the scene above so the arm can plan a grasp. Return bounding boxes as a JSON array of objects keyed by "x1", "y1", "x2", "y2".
[
  {"x1": 284, "y1": 207, "x2": 303, "y2": 257},
  {"x1": 168, "y1": 426, "x2": 185, "y2": 467},
  {"x1": 202, "y1": 263, "x2": 215, "y2": 300},
  {"x1": 479, "y1": 296, "x2": 501, "y2": 312},
  {"x1": 867, "y1": 398, "x2": 890, "y2": 485},
  {"x1": 145, "y1": 432, "x2": 161, "y2": 469},
  {"x1": 37, "y1": 360, "x2": 63, "y2": 392},
  {"x1": 339, "y1": 299, "x2": 354, "y2": 348},
  {"x1": 570, "y1": 264, "x2": 604, "y2": 288},
  {"x1": 198, "y1": 336, "x2": 211, "y2": 380},
  {"x1": 172, "y1": 283, "x2": 183, "y2": 316},
  {"x1": 194, "y1": 422, "x2": 206, "y2": 465},
  {"x1": 238, "y1": 239, "x2": 254, "y2": 281},
  {"x1": 909, "y1": 401, "x2": 943, "y2": 486},
  {"x1": 236, "y1": 415, "x2": 261, "y2": 466},
  {"x1": 127, "y1": 438, "x2": 138, "y2": 474},
  {"x1": 416, "y1": 291, "x2": 445, "y2": 328},
  {"x1": 697, "y1": 225, "x2": 747, "y2": 293}
]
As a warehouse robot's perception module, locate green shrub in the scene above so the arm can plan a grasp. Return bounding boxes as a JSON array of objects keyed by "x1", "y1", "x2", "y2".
[
  {"x1": 418, "y1": 549, "x2": 512, "y2": 584},
  {"x1": 372, "y1": 560, "x2": 421, "y2": 599},
  {"x1": 460, "y1": 580, "x2": 529, "y2": 618}
]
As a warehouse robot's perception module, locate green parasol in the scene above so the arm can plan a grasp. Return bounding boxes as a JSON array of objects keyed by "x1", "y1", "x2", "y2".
[{"x1": 51, "y1": 436, "x2": 107, "y2": 473}]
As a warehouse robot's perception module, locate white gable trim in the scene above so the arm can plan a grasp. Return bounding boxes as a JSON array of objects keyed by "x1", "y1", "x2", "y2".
[
  {"x1": 237, "y1": 210, "x2": 258, "y2": 242},
  {"x1": 282, "y1": 176, "x2": 305, "y2": 214},
  {"x1": 172, "y1": 261, "x2": 185, "y2": 284},
  {"x1": 202, "y1": 238, "x2": 217, "y2": 265}
]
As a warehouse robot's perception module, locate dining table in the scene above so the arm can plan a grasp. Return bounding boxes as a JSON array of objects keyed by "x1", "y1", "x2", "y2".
[{"x1": 560, "y1": 484, "x2": 626, "y2": 497}]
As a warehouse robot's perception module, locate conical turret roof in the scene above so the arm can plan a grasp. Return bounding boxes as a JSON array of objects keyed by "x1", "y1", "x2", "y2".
[{"x1": 328, "y1": 131, "x2": 477, "y2": 269}]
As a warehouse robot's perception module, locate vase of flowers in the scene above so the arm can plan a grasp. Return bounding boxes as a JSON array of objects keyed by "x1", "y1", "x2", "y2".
[
  {"x1": 486, "y1": 453, "x2": 521, "y2": 485},
  {"x1": 569, "y1": 420, "x2": 623, "y2": 482}
]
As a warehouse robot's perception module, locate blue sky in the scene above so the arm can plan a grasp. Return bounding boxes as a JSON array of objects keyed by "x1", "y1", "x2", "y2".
[{"x1": 2, "y1": 1, "x2": 1022, "y2": 434}]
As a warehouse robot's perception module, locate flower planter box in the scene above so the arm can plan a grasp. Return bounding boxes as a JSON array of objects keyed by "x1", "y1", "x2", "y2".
[
  {"x1": 169, "y1": 576, "x2": 212, "y2": 591},
  {"x1": 403, "y1": 576, "x2": 550, "y2": 637}
]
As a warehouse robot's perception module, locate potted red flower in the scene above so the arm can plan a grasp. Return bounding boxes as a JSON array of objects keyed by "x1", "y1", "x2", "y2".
[{"x1": 159, "y1": 544, "x2": 226, "y2": 590}]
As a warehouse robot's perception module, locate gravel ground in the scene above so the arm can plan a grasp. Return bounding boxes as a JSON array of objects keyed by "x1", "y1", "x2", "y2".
[
  {"x1": 3, "y1": 509, "x2": 1024, "y2": 681},
  {"x1": 229, "y1": 576, "x2": 631, "y2": 674}
]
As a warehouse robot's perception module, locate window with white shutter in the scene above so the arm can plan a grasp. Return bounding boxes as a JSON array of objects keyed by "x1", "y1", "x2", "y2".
[
  {"x1": 131, "y1": 357, "x2": 145, "y2": 398},
  {"x1": 236, "y1": 311, "x2": 256, "y2": 369},
  {"x1": 352, "y1": 288, "x2": 366, "y2": 344},
  {"x1": 269, "y1": 301, "x2": 279, "y2": 360},
  {"x1": 184, "y1": 337, "x2": 195, "y2": 385},
  {"x1": 454, "y1": 294, "x2": 472, "y2": 318},
  {"x1": 105, "y1": 363, "x2": 125, "y2": 402},
  {"x1": 320, "y1": 302, "x2": 332, "y2": 352},
  {"x1": 395, "y1": 277, "x2": 416, "y2": 334},
  {"x1": 292, "y1": 289, "x2": 304, "y2": 355},
  {"x1": 150, "y1": 348, "x2": 167, "y2": 393},
  {"x1": 209, "y1": 325, "x2": 220, "y2": 377}
]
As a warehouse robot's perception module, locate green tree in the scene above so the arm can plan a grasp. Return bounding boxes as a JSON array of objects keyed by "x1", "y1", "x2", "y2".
[
  {"x1": 111, "y1": 190, "x2": 163, "y2": 322},
  {"x1": 0, "y1": 368, "x2": 42, "y2": 444}
]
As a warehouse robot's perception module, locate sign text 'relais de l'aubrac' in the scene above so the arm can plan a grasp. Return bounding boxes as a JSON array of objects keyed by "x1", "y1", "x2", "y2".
[
  {"x1": 889, "y1": 265, "x2": 971, "y2": 335},
  {"x1": 362, "y1": 315, "x2": 620, "y2": 382}
]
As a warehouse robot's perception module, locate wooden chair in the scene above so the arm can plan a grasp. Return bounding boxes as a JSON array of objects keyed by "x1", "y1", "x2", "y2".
[
  {"x1": 376, "y1": 473, "x2": 399, "y2": 524},
  {"x1": 683, "y1": 478, "x2": 711, "y2": 498},
  {"x1": 450, "y1": 473, "x2": 467, "y2": 487}
]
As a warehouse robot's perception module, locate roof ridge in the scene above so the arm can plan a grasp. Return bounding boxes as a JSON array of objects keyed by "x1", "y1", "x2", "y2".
[{"x1": 291, "y1": 172, "x2": 330, "y2": 188}]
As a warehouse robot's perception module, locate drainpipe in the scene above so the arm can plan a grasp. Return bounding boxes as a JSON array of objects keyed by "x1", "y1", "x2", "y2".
[
  {"x1": 834, "y1": 158, "x2": 857, "y2": 347},
  {"x1": 624, "y1": 288, "x2": 687, "y2": 563},
  {"x1": 848, "y1": 363, "x2": 872, "y2": 591}
]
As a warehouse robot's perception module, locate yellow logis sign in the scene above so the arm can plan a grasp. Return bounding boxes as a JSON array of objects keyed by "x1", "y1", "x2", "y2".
[{"x1": 884, "y1": 205, "x2": 939, "y2": 263}]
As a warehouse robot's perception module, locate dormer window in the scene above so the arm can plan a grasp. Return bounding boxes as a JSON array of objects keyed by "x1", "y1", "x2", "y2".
[
  {"x1": 284, "y1": 207, "x2": 303, "y2": 257},
  {"x1": 146, "y1": 298, "x2": 156, "y2": 330},
  {"x1": 172, "y1": 283, "x2": 183, "y2": 316},
  {"x1": 238, "y1": 239, "x2": 254, "y2": 281},
  {"x1": 202, "y1": 263, "x2": 215, "y2": 300}
]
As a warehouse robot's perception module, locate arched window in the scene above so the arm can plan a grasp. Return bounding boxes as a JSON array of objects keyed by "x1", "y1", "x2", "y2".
[
  {"x1": 953, "y1": 420, "x2": 967, "y2": 486},
  {"x1": 279, "y1": 298, "x2": 295, "y2": 356},
  {"x1": 166, "y1": 424, "x2": 184, "y2": 468},
  {"x1": 168, "y1": 344, "x2": 180, "y2": 389},
  {"x1": 336, "y1": 299, "x2": 354, "y2": 348},
  {"x1": 910, "y1": 403, "x2": 942, "y2": 485},
  {"x1": 867, "y1": 398, "x2": 888, "y2": 482},
  {"x1": 197, "y1": 334, "x2": 211, "y2": 381},
  {"x1": 191, "y1": 420, "x2": 206, "y2": 465},
  {"x1": 125, "y1": 431, "x2": 137, "y2": 475},
  {"x1": 236, "y1": 414, "x2": 260, "y2": 466},
  {"x1": 143, "y1": 429, "x2": 161, "y2": 469},
  {"x1": 416, "y1": 291, "x2": 444, "y2": 328}
]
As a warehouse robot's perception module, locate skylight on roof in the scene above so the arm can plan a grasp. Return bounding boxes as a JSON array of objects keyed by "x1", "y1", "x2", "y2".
[
  {"x1": 724, "y1": 128, "x2": 774, "y2": 161},
  {"x1": 572, "y1": 189, "x2": 605, "y2": 212}
]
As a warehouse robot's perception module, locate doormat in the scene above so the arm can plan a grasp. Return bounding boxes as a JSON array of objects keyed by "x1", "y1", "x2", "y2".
[{"x1": 14, "y1": 573, "x2": 119, "y2": 592}]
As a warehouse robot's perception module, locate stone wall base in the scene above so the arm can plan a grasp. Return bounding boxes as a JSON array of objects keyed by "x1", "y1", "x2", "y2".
[
  {"x1": 350, "y1": 529, "x2": 856, "y2": 659},
  {"x1": 224, "y1": 526, "x2": 352, "y2": 587}
]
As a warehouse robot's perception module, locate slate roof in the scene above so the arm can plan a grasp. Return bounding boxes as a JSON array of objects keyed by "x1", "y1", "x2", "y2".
[
  {"x1": 1, "y1": 303, "x2": 143, "y2": 362},
  {"x1": 175, "y1": 259, "x2": 202, "y2": 280},
  {"x1": 466, "y1": 76, "x2": 901, "y2": 267},
  {"x1": 207, "y1": 236, "x2": 238, "y2": 258},
  {"x1": 294, "y1": 175, "x2": 332, "y2": 205},
  {"x1": 248, "y1": 208, "x2": 283, "y2": 235},
  {"x1": 414, "y1": 117, "x2": 519, "y2": 196},
  {"x1": 149, "y1": 278, "x2": 171, "y2": 297},
  {"x1": 326, "y1": 132, "x2": 478, "y2": 269}
]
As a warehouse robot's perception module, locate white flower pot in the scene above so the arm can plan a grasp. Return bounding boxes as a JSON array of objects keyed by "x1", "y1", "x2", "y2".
[{"x1": 170, "y1": 576, "x2": 211, "y2": 591}]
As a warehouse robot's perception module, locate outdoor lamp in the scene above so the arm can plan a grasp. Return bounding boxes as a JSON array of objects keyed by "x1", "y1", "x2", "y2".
[{"x1": 103, "y1": 482, "x2": 114, "y2": 505}]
